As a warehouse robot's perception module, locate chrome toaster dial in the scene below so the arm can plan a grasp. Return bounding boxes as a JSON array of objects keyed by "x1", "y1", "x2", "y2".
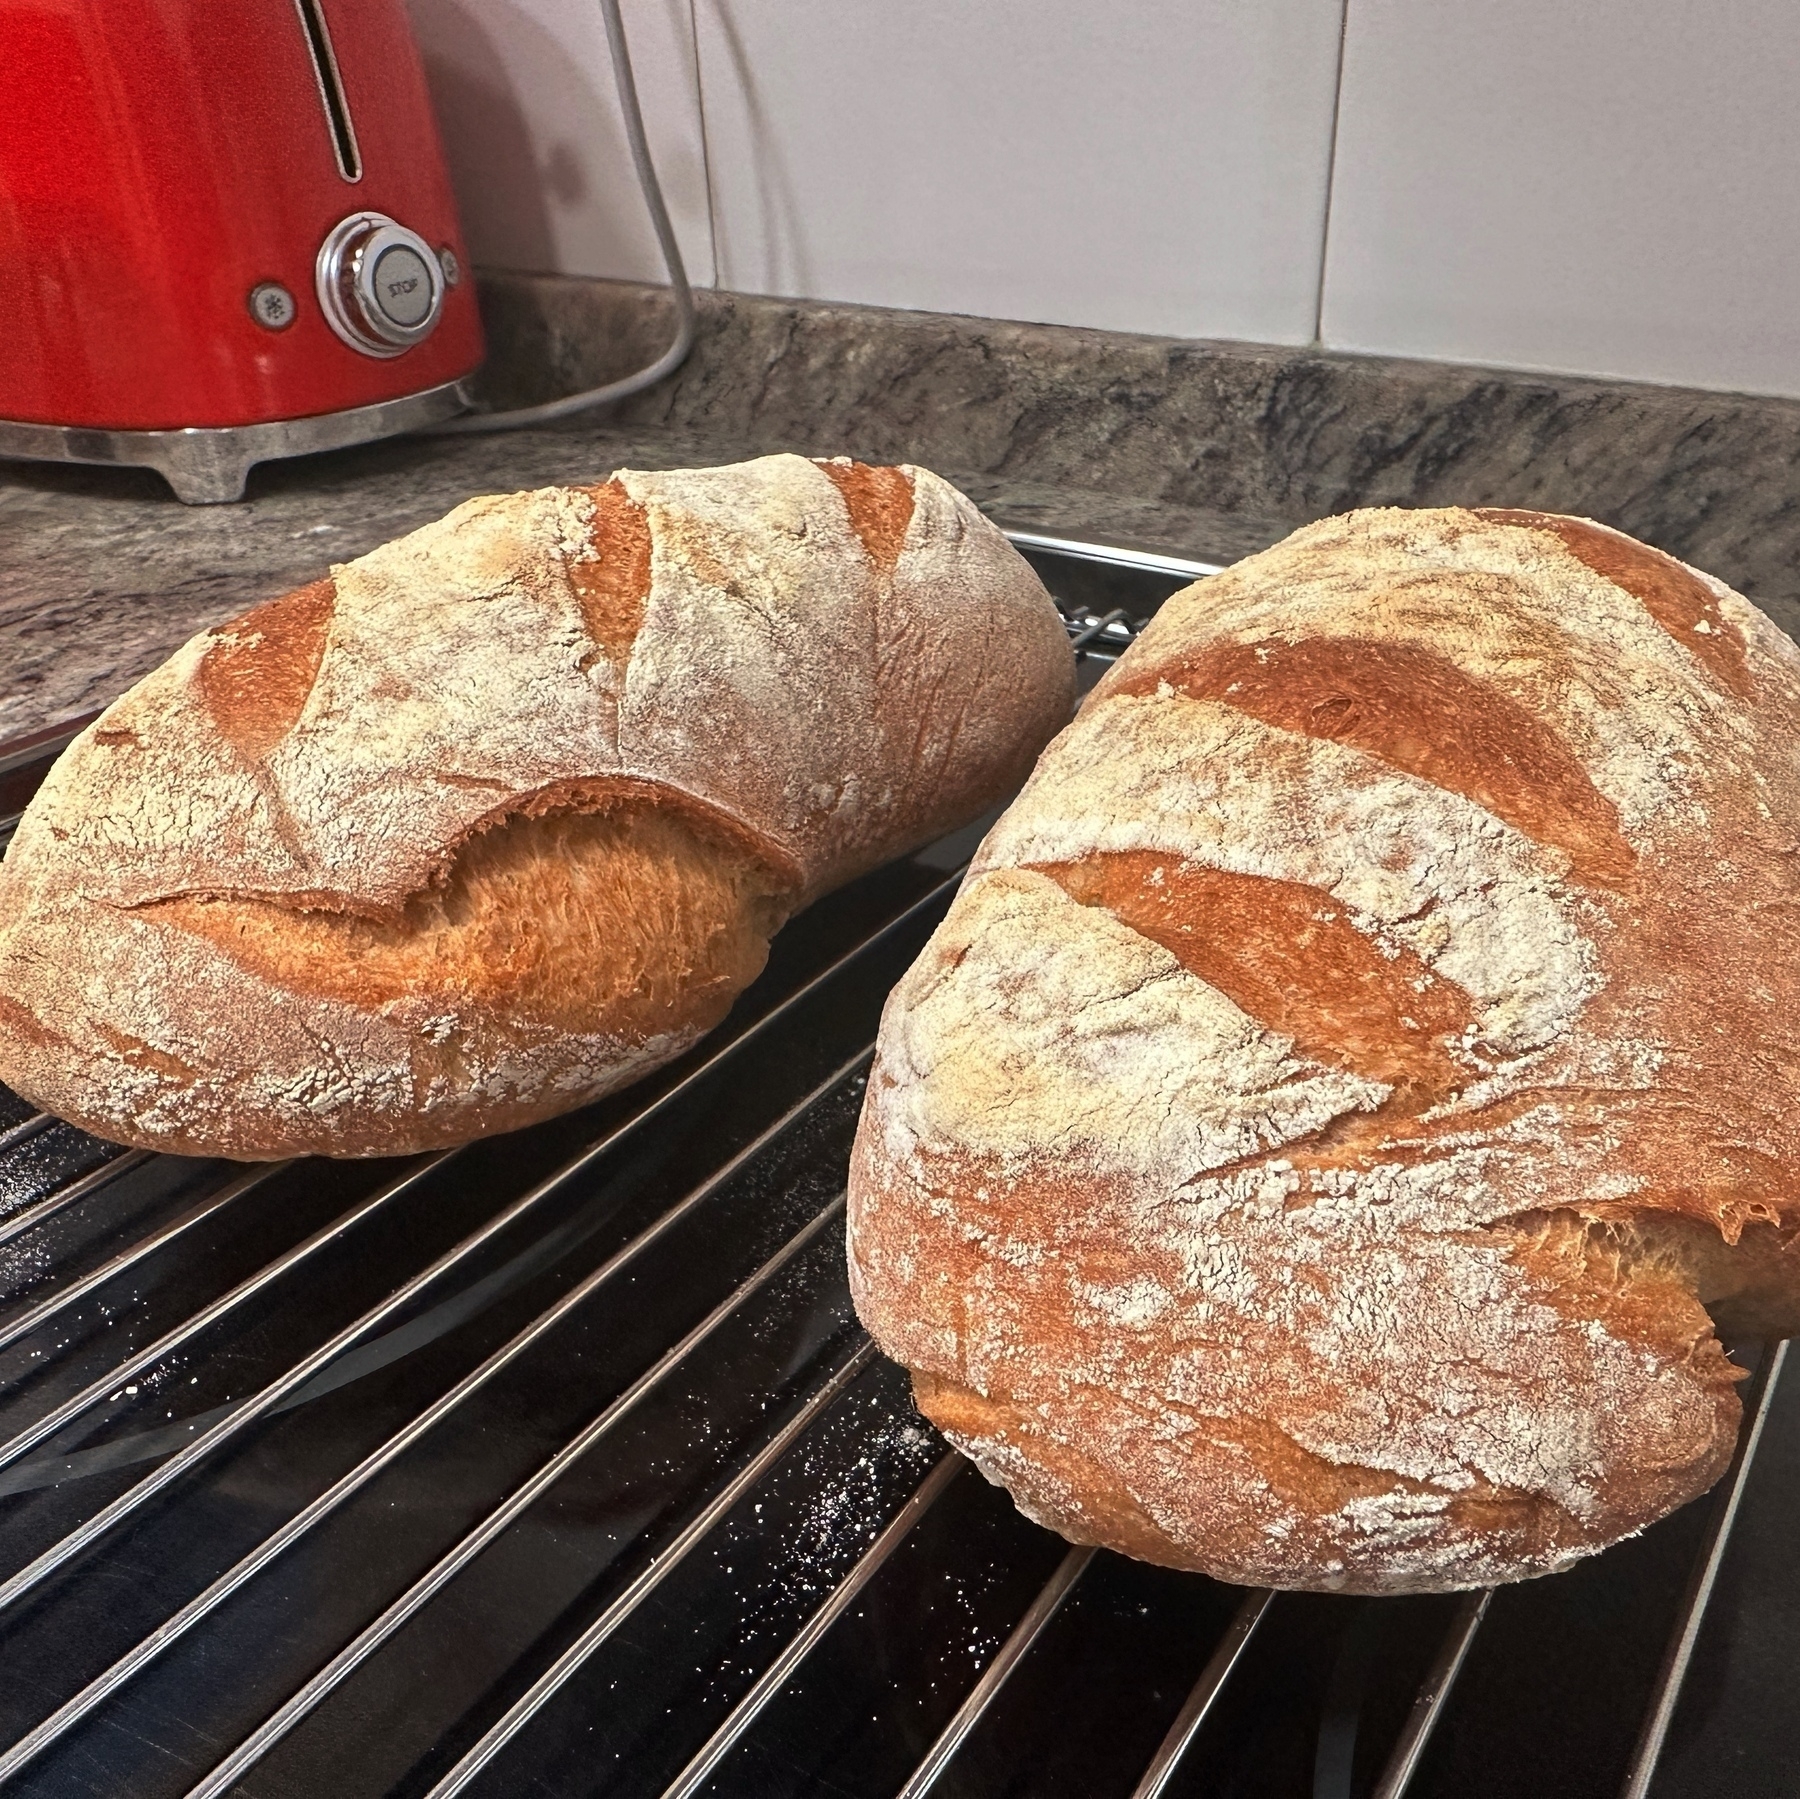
[{"x1": 315, "y1": 212, "x2": 445, "y2": 357}]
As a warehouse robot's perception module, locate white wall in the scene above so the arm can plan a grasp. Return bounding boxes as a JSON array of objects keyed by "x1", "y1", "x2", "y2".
[
  {"x1": 692, "y1": 0, "x2": 1345, "y2": 344},
  {"x1": 405, "y1": 0, "x2": 715, "y2": 285},
  {"x1": 1321, "y1": 0, "x2": 1800, "y2": 398},
  {"x1": 407, "y1": 0, "x2": 1800, "y2": 397}
]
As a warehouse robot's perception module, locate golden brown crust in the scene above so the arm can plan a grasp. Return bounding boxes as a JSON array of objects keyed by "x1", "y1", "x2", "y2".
[
  {"x1": 817, "y1": 459, "x2": 916, "y2": 571},
  {"x1": 1117, "y1": 634, "x2": 1635, "y2": 886},
  {"x1": 197, "y1": 578, "x2": 337, "y2": 759},
  {"x1": 0, "y1": 455, "x2": 1074, "y2": 1160},
  {"x1": 848, "y1": 504, "x2": 1800, "y2": 1593},
  {"x1": 1039, "y1": 852, "x2": 1474, "y2": 1095},
  {"x1": 145, "y1": 799, "x2": 788, "y2": 1040},
  {"x1": 1475, "y1": 508, "x2": 1754, "y2": 696},
  {"x1": 566, "y1": 478, "x2": 652, "y2": 665}
]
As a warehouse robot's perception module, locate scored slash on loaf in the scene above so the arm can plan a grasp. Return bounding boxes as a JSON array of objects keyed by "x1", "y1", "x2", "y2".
[
  {"x1": 0, "y1": 454, "x2": 1075, "y2": 1160},
  {"x1": 847, "y1": 505, "x2": 1800, "y2": 1595}
]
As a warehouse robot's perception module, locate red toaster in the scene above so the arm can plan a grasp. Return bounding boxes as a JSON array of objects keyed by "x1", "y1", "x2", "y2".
[{"x1": 0, "y1": 0, "x2": 484, "y2": 501}]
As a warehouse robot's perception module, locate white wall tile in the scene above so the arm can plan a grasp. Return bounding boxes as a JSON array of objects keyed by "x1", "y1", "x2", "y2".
[
  {"x1": 1322, "y1": 0, "x2": 1800, "y2": 396},
  {"x1": 404, "y1": 0, "x2": 715, "y2": 285},
  {"x1": 694, "y1": 0, "x2": 1346, "y2": 344}
]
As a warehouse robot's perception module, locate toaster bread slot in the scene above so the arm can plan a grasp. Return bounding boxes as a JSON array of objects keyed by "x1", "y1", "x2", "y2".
[{"x1": 292, "y1": 0, "x2": 362, "y2": 182}]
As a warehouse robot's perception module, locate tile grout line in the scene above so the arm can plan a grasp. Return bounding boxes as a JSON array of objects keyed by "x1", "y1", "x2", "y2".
[
  {"x1": 1313, "y1": 0, "x2": 1354, "y2": 347},
  {"x1": 687, "y1": 0, "x2": 722, "y2": 290}
]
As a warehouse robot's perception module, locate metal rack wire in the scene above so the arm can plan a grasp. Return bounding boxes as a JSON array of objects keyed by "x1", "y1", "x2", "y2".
[{"x1": 0, "y1": 542, "x2": 1784, "y2": 1799}]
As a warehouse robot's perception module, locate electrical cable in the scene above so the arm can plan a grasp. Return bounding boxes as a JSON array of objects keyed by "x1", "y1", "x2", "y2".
[{"x1": 427, "y1": 0, "x2": 694, "y2": 435}]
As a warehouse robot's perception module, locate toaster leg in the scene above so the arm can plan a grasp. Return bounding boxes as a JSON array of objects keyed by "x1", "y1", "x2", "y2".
[{"x1": 0, "y1": 378, "x2": 473, "y2": 504}]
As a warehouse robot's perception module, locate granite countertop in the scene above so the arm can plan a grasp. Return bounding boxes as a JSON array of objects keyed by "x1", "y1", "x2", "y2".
[{"x1": 6, "y1": 272, "x2": 1800, "y2": 743}]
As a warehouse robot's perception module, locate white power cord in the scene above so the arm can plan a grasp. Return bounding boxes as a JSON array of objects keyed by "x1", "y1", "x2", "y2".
[{"x1": 429, "y1": 0, "x2": 695, "y2": 435}]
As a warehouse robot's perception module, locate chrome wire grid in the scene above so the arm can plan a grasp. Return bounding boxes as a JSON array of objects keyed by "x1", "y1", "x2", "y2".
[{"x1": 0, "y1": 537, "x2": 1785, "y2": 1799}]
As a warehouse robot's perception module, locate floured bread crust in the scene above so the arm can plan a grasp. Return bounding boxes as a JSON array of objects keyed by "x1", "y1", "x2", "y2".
[
  {"x1": 847, "y1": 505, "x2": 1800, "y2": 1594},
  {"x1": 0, "y1": 455, "x2": 1074, "y2": 1158}
]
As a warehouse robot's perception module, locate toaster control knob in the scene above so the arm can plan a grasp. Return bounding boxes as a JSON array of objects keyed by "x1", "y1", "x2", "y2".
[{"x1": 315, "y1": 212, "x2": 446, "y2": 358}]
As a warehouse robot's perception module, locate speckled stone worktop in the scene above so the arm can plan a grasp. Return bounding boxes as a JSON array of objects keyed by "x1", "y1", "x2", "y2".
[{"x1": 6, "y1": 271, "x2": 1800, "y2": 742}]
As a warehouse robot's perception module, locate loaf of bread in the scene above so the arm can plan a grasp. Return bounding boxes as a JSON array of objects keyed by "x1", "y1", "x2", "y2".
[
  {"x1": 848, "y1": 505, "x2": 1800, "y2": 1594},
  {"x1": 0, "y1": 455, "x2": 1073, "y2": 1160}
]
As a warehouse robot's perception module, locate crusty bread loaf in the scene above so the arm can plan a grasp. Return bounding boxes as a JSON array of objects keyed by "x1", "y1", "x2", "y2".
[
  {"x1": 0, "y1": 455, "x2": 1074, "y2": 1160},
  {"x1": 847, "y1": 505, "x2": 1800, "y2": 1595}
]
